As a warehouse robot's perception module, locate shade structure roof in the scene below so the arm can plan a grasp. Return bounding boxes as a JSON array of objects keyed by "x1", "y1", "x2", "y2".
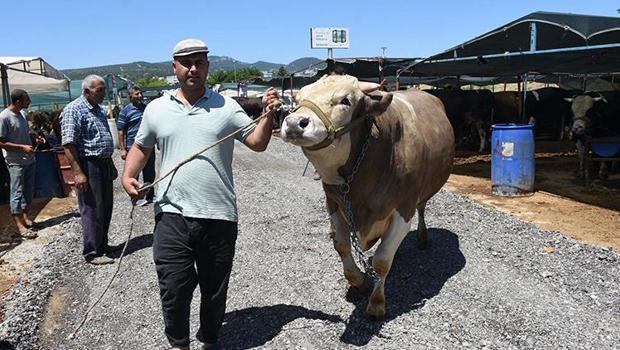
[
  {"x1": 402, "y1": 11, "x2": 620, "y2": 78},
  {"x1": 0, "y1": 57, "x2": 70, "y2": 94},
  {"x1": 314, "y1": 57, "x2": 421, "y2": 78}
]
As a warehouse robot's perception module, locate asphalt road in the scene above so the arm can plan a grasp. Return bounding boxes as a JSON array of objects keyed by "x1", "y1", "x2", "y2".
[{"x1": 0, "y1": 138, "x2": 618, "y2": 350}]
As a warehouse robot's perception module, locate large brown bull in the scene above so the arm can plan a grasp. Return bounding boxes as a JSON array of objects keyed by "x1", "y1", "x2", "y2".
[{"x1": 280, "y1": 75, "x2": 454, "y2": 318}]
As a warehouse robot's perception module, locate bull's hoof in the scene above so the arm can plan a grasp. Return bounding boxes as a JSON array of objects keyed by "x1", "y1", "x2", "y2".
[{"x1": 365, "y1": 302, "x2": 386, "y2": 320}]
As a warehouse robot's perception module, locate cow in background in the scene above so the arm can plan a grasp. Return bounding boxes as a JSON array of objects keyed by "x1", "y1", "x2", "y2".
[
  {"x1": 232, "y1": 95, "x2": 289, "y2": 130},
  {"x1": 425, "y1": 88, "x2": 494, "y2": 152},
  {"x1": 492, "y1": 88, "x2": 575, "y2": 140},
  {"x1": 566, "y1": 91, "x2": 620, "y2": 182},
  {"x1": 493, "y1": 90, "x2": 522, "y2": 124}
]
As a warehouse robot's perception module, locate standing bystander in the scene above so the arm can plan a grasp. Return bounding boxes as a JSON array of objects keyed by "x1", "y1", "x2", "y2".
[
  {"x1": 0, "y1": 89, "x2": 43, "y2": 239},
  {"x1": 60, "y1": 75, "x2": 117, "y2": 265},
  {"x1": 117, "y1": 86, "x2": 155, "y2": 206}
]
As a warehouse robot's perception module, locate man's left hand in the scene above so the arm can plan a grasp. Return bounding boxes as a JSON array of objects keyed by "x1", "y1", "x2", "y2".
[{"x1": 262, "y1": 88, "x2": 281, "y2": 113}]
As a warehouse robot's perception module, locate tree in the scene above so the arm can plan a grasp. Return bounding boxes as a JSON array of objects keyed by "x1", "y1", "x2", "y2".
[
  {"x1": 207, "y1": 70, "x2": 229, "y2": 85},
  {"x1": 136, "y1": 76, "x2": 168, "y2": 88},
  {"x1": 207, "y1": 67, "x2": 262, "y2": 85},
  {"x1": 274, "y1": 66, "x2": 289, "y2": 77}
]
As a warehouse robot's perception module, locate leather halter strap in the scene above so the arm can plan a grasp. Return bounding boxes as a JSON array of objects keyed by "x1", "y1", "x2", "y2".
[{"x1": 294, "y1": 99, "x2": 370, "y2": 151}]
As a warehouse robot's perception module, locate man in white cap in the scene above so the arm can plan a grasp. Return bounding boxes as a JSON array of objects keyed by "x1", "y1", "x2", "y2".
[{"x1": 121, "y1": 38, "x2": 279, "y2": 350}]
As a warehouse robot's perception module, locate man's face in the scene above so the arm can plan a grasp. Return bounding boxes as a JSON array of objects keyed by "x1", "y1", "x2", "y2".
[
  {"x1": 129, "y1": 89, "x2": 143, "y2": 104},
  {"x1": 172, "y1": 53, "x2": 209, "y2": 91},
  {"x1": 20, "y1": 95, "x2": 31, "y2": 109},
  {"x1": 85, "y1": 80, "x2": 106, "y2": 105}
]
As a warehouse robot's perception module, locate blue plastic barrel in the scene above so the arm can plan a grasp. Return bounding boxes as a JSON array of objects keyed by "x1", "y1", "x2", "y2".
[
  {"x1": 491, "y1": 124, "x2": 535, "y2": 196},
  {"x1": 34, "y1": 151, "x2": 63, "y2": 198}
]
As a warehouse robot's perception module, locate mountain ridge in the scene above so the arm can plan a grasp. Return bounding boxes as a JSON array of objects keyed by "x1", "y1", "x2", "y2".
[{"x1": 61, "y1": 56, "x2": 322, "y2": 80}]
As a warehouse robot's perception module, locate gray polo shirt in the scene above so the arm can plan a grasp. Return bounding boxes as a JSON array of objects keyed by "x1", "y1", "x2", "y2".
[
  {"x1": 0, "y1": 108, "x2": 34, "y2": 166},
  {"x1": 135, "y1": 89, "x2": 255, "y2": 221}
]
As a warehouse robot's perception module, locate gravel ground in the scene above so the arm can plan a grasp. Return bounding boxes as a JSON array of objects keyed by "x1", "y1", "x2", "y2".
[{"x1": 0, "y1": 138, "x2": 619, "y2": 350}]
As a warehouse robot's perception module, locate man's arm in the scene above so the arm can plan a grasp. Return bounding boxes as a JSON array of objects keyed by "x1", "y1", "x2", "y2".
[
  {"x1": 118, "y1": 129, "x2": 127, "y2": 160},
  {"x1": 63, "y1": 144, "x2": 88, "y2": 192},
  {"x1": 0, "y1": 138, "x2": 34, "y2": 154},
  {"x1": 243, "y1": 88, "x2": 279, "y2": 152},
  {"x1": 243, "y1": 113, "x2": 274, "y2": 152},
  {"x1": 121, "y1": 143, "x2": 154, "y2": 199}
]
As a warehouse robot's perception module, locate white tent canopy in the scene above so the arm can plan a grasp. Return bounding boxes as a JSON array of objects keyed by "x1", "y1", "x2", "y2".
[{"x1": 0, "y1": 57, "x2": 70, "y2": 105}]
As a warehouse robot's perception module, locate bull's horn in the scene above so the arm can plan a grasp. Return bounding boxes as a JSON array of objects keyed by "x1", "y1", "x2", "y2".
[{"x1": 359, "y1": 81, "x2": 383, "y2": 94}]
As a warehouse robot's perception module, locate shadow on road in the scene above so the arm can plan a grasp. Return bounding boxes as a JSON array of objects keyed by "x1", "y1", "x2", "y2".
[
  {"x1": 0, "y1": 340, "x2": 15, "y2": 349},
  {"x1": 340, "y1": 228, "x2": 466, "y2": 346},
  {"x1": 106, "y1": 233, "x2": 153, "y2": 258},
  {"x1": 220, "y1": 304, "x2": 343, "y2": 349}
]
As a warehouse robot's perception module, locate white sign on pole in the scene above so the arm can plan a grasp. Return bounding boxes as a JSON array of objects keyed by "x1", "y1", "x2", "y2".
[{"x1": 310, "y1": 28, "x2": 350, "y2": 49}]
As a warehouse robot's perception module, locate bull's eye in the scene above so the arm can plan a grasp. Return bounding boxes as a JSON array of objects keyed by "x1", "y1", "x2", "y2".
[{"x1": 339, "y1": 97, "x2": 351, "y2": 106}]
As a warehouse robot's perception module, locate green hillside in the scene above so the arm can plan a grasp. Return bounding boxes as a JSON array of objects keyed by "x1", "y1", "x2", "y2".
[{"x1": 62, "y1": 56, "x2": 323, "y2": 81}]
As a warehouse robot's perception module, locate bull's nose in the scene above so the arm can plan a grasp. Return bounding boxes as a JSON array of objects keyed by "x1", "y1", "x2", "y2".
[{"x1": 285, "y1": 115, "x2": 310, "y2": 132}]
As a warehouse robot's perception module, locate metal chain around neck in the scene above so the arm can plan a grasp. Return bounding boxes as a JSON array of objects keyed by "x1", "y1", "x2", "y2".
[{"x1": 339, "y1": 132, "x2": 378, "y2": 281}]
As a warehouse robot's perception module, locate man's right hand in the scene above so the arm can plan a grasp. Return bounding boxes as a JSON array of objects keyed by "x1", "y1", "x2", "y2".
[
  {"x1": 122, "y1": 176, "x2": 146, "y2": 200},
  {"x1": 74, "y1": 171, "x2": 88, "y2": 192},
  {"x1": 21, "y1": 145, "x2": 34, "y2": 155},
  {"x1": 120, "y1": 149, "x2": 128, "y2": 160}
]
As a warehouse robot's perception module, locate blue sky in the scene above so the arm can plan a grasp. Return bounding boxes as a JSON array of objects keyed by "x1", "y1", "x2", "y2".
[{"x1": 2, "y1": 0, "x2": 618, "y2": 69}]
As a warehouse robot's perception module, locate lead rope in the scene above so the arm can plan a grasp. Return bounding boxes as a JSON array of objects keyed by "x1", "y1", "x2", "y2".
[
  {"x1": 339, "y1": 132, "x2": 378, "y2": 282},
  {"x1": 68, "y1": 196, "x2": 146, "y2": 339},
  {"x1": 68, "y1": 108, "x2": 276, "y2": 339}
]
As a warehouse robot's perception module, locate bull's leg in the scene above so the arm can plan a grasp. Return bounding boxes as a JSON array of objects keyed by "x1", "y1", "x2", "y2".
[
  {"x1": 366, "y1": 212, "x2": 410, "y2": 318},
  {"x1": 575, "y1": 139, "x2": 586, "y2": 181},
  {"x1": 415, "y1": 201, "x2": 430, "y2": 250},
  {"x1": 331, "y1": 211, "x2": 365, "y2": 289},
  {"x1": 477, "y1": 126, "x2": 486, "y2": 153},
  {"x1": 599, "y1": 161, "x2": 609, "y2": 180}
]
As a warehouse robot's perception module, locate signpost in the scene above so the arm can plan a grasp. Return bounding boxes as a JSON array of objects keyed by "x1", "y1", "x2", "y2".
[{"x1": 310, "y1": 27, "x2": 349, "y2": 59}]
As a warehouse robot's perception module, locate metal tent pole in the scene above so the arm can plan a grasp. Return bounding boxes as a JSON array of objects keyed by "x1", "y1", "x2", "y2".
[
  {"x1": 522, "y1": 73, "x2": 529, "y2": 123},
  {"x1": 1, "y1": 64, "x2": 9, "y2": 108}
]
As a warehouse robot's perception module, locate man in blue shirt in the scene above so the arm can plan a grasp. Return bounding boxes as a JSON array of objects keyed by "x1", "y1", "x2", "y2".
[
  {"x1": 117, "y1": 86, "x2": 154, "y2": 205},
  {"x1": 60, "y1": 75, "x2": 117, "y2": 265}
]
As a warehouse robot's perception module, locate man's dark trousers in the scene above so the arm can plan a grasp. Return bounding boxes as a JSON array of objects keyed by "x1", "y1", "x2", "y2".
[
  {"x1": 153, "y1": 212, "x2": 237, "y2": 347},
  {"x1": 77, "y1": 157, "x2": 114, "y2": 259}
]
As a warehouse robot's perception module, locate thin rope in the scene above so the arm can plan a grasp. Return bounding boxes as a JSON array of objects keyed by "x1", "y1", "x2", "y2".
[
  {"x1": 68, "y1": 200, "x2": 143, "y2": 339},
  {"x1": 138, "y1": 110, "x2": 272, "y2": 193}
]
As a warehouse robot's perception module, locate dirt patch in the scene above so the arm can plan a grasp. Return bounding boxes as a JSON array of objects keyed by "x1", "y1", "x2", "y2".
[
  {"x1": 0, "y1": 264, "x2": 17, "y2": 323},
  {"x1": 39, "y1": 285, "x2": 70, "y2": 340},
  {"x1": 1, "y1": 197, "x2": 77, "y2": 243},
  {"x1": 0, "y1": 197, "x2": 77, "y2": 324},
  {"x1": 448, "y1": 146, "x2": 620, "y2": 252}
]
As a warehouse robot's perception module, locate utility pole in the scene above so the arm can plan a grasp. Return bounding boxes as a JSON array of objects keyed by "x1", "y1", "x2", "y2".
[{"x1": 379, "y1": 47, "x2": 387, "y2": 85}]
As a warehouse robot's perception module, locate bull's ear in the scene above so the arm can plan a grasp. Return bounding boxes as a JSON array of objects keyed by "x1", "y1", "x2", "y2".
[
  {"x1": 363, "y1": 91, "x2": 393, "y2": 116},
  {"x1": 563, "y1": 97, "x2": 573, "y2": 103}
]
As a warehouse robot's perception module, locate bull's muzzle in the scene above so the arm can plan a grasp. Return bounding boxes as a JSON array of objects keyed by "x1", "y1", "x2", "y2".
[
  {"x1": 283, "y1": 114, "x2": 311, "y2": 137},
  {"x1": 572, "y1": 120, "x2": 586, "y2": 136}
]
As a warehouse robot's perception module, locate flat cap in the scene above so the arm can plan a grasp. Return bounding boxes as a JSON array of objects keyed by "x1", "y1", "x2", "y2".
[{"x1": 173, "y1": 38, "x2": 209, "y2": 57}]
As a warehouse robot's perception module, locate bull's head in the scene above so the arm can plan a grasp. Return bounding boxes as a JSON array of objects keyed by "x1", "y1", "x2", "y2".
[
  {"x1": 280, "y1": 75, "x2": 392, "y2": 150},
  {"x1": 564, "y1": 95, "x2": 604, "y2": 137}
]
